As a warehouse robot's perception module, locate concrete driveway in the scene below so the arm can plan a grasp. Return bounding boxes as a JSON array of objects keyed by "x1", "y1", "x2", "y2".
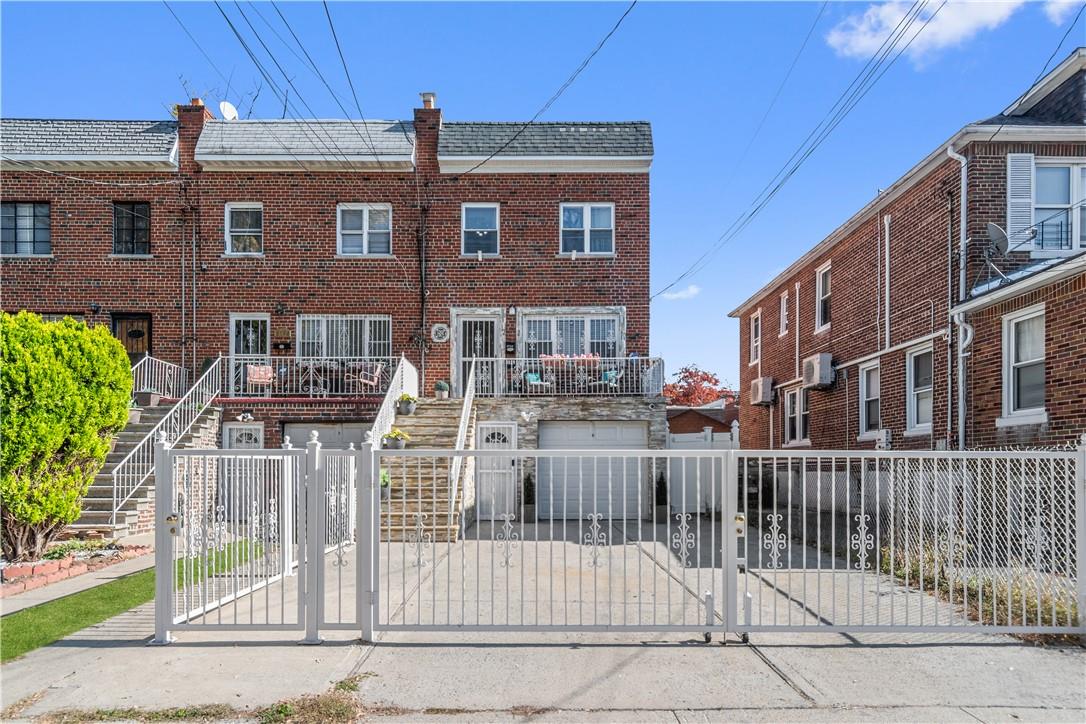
[{"x1": 1, "y1": 519, "x2": 1083, "y2": 722}]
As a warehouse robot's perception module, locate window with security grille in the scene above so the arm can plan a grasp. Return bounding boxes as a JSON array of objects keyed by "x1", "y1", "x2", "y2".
[{"x1": 296, "y1": 315, "x2": 392, "y2": 358}]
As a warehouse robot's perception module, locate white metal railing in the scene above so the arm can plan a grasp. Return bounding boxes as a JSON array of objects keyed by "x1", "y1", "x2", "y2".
[
  {"x1": 467, "y1": 356, "x2": 665, "y2": 397},
  {"x1": 111, "y1": 357, "x2": 223, "y2": 525},
  {"x1": 447, "y1": 360, "x2": 476, "y2": 524},
  {"x1": 131, "y1": 356, "x2": 190, "y2": 399},
  {"x1": 369, "y1": 355, "x2": 418, "y2": 446},
  {"x1": 226, "y1": 355, "x2": 395, "y2": 398}
]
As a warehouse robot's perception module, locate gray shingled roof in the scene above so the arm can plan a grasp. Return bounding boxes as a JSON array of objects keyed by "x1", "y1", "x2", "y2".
[
  {"x1": 438, "y1": 122, "x2": 652, "y2": 157},
  {"x1": 195, "y1": 120, "x2": 415, "y2": 157},
  {"x1": 978, "y1": 113, "x2": 1084, "y2": 126},
  {"x1": 0, "y1": 119, "x2": 177, "y2": 157}
]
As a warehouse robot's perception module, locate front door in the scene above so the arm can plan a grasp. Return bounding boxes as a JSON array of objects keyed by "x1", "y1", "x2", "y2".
[
  {"x1": 229, "y1": 313, "x2": 271, "y2": 396},
  {"x1": 456, "y1": 315, "x2": 501, "y2": 396},
  {"x1": 476, "y1": 422, "x2": 517, "y2": 520},
  {"x1": 111, "y1": 313, "x2": 152, "y2": 363}
]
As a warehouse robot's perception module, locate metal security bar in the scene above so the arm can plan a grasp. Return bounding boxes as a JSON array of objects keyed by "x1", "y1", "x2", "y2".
[
  {"x1": 131, "y1": 355, "x2": 189, "y2": 399},
  {"x1": 226, "y1": 355, "x2": 395, "y2": 398},
  {"x1": 734, "y1": 450, "x2": 1082, "y2": 634},
  {"x1": 467, "y1": 357, "x2": 666, "y2": 397}
]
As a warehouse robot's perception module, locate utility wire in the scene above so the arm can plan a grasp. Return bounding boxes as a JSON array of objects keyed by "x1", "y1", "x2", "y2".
[
  {"x1": 321, "y1": 0, "x2": 384, "y2": 164},
  {"x1": 652, "y1": 0, "x2": 943, "y2": 300}
]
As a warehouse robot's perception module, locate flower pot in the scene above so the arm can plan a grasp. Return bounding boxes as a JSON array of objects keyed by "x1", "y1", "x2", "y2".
[
  {"x1": 397, "y1": 400, "x2": 417, "y2": 416},
  {"x1": 435, "y1": 390, "x2": 449, "y2": 400},
  {"x1": 128, "y1": 408, "x2": 142, "y2": 425},
  {"x1": 134, "y1": 391, "x2": 160, "y2": 407},
  {"x1": 383, "y1": 437, "x2": 406, "y2": 450},
  {"x1": 381, "y1": 486, "x2": 391, "y2": 501}
]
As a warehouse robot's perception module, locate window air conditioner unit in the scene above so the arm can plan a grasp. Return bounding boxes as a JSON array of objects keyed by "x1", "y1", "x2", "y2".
[
  {"x1": 750, "y1": 376, "x2": 775, "y2": 406},
  {"x1": 802, "y1": 352, "x2": 835, "y2": 389}
]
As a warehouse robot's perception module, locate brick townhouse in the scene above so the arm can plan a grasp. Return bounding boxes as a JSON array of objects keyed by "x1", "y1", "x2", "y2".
[
  {"x1": 1, "y1": 93, "x2": 666, "y2": 458},
  {"x1": 729, "y1": 47, "x2": 1086, "y2": 451}
]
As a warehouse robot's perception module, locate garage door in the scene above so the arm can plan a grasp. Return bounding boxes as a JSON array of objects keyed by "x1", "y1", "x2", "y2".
[
  {"x1": 283, "y1": 422, "x2": 371, "y2": 450},
  {"x1": 537, "y1": 421, "x2": 648, "y2": 520}
]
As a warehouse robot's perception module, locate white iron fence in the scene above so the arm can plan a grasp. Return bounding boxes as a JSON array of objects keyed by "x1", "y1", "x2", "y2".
[
  {"x1": 370, "y1": 355, "x2": 418, "y2": 445},
  {"x1": 227, "y1": 355, "x2": 395, "y2": 398},
  {"x1": 131, "y1": 356, "x2": 189, "y2": 399},
  {"x1": 468, "y1": 357, "x2": 665, "y2": 397},
  {"x1": 153, "y1": 442, "x2": 1085, "y2": 643}
]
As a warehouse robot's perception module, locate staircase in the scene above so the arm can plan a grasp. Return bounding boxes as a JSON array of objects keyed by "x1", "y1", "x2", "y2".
[
  {"x1": 382, "y1": 398, "x2": 473, "y2": 543},
  {"x1": 69, "y1": 403, "x2": 222, "y2": 540}
]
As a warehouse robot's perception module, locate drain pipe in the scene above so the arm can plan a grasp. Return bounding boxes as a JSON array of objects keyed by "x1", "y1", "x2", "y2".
[
  {"x1": 947, "y1": 145, "x2": 969, "y2": 448},
  {"x1": 883, "y1": 215, "x2": 891, "y2": 350}
]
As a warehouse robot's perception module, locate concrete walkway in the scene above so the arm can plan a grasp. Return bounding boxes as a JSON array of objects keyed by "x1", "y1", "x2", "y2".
[{"x1": 1, "y1": 522, "x2": 1083, "y2": 722}]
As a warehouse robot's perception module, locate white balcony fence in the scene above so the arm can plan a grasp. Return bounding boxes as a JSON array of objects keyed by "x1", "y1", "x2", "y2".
[
  {"x1": 468, "y1": 356, "x2": 665, "y2": 397},
  {"x1": 131, "y1": 356, "x2": 189, "y2": 400},
  {"x1": 227, "y1": 355, "x2": 395, "y2": 398},
  {"x1": 369, "y1": 355, "x2": 418, "y2": 446}
]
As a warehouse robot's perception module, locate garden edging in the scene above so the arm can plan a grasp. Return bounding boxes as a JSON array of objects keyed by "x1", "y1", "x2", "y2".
[{"x1": 0, "y1": 545, "x2": 151, "y2": 598}]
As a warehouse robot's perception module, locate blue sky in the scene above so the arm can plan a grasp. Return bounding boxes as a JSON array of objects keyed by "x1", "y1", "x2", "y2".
[{"x1": 2, "y1": 1, "x2": 1082, "y2": 388}]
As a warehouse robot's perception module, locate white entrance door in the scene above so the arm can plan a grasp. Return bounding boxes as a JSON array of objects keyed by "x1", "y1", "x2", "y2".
[
  {"x1": 455, "y1": 315, "x2": 502, "y2": 396},
  {"x1": 537, "y1": 421, "x2": 648, "y2": 519},
  {"x1": 229, "y1": 313, "x2": 271, "y2": 396},
  {"x1": 476, "y1": 422, "x2": 517, "y2": 520}
]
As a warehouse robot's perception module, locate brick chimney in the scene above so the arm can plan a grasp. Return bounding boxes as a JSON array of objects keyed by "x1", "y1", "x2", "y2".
[
  {"x1": 176, "y1": 98, "x2": 214, "y2": 173},
  {"x1": 413, "y1": 91, "x2": 441, "y2": 175}
]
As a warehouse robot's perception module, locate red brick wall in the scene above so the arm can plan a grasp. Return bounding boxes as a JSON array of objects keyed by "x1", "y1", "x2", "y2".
[
  {"x1": 1, "y1": 103, "x2": 650, "y2": 399},
  {"x1": 667, "y1": 409, "x2": 736, "y2": 434},
  {"x1": 219, "y1": 399, "x2": 379, "y2": 449}
]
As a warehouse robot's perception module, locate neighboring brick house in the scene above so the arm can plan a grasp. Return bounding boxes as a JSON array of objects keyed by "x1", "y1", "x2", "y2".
[
  {"x1": 729, "y1": 48, "x2": 1086, "y2": 452},
  {"x1": 1, "y1": 93, "x2": 663, "y2": 454},
  {"x1": 666, "y1": 405, "x2": 738, "y2": 435}
]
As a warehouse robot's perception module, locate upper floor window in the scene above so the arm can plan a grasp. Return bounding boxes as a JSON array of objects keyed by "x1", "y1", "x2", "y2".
[
  {"x1": 225, "y1": 202, "x2": 263, "y2": 255},
  {"x1": 783, "y1": 387, "x2": 809, "y2": 445},
  {"x1": 749, "y1": 311, "x2": 761, "y2": 364},
  {"x1": 113, "y1": 202, "x2": 150, "y2": 255},
  {"x1": 906, "y1": 345, "x2": 933, "y2": 433},
  {"x1": 778, "y1": 291, "x2": 789, "y2": 336},
  {"x1": 338, "y1": 203, "x2": 391, "y2": 256},
  {"x1": 1000, "y1": 304, "x2": 1046, "y2": 426},
  {"x1": 521, "y1": 312, "x2": 622, "y2": 358},
  {"x1": 462, "y1": 203, "x2": 499, "y2": 256},
  {"x1": 1, "y1": 202, "x2": 51, "y2": 256},
  {"x1": 560, "y1": 203, "x2": 614, "y2": 255},
  {"x1": 859, "y1": 361, "x2": 880, "y2": 435},
  {"x1": 296, "y1": 314, "x2": 392, "y2": 358},
  {"x1": 1007, "y1": 155, "x2": 1086, "y2": 255},
  {"x1": 815, "y1": 261, "x2": 831, "y2": 332}
]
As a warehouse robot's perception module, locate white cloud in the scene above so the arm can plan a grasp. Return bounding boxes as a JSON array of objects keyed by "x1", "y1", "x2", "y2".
[
  {"x1": 826, "y1": 1, "x2": 1026, "y2": 66},
  {"x1": 1043, "y1": 0, "x2": 1080, "y2": 24},
  {"x1": 661, "y1": 284, "x2": 701, "y2": 301}
]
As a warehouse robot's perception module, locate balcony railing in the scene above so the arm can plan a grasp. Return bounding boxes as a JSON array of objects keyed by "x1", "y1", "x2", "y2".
[
  {"x1": 467, "y1": 356, "x2": 665, "y2": 397},
  {"x1": 226, "y1": 356, "x2": 396, "y2": 398}
]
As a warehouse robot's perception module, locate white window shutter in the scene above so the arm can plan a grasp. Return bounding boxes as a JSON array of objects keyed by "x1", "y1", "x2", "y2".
[{"x1": 1006, "y1": 153, "x2": 1034, "y2": 250}]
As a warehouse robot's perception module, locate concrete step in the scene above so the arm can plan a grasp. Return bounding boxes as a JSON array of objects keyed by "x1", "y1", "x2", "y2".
[
  {"x1": 382, "y1": 524, "x2": 460, "y2": 543},
  {"x1": 74, "y1": 508, "x2": 138, "y2": 526}
]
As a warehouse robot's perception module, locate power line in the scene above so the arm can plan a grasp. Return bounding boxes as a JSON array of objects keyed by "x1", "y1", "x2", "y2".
[
  {"x1": 321, "y1": 0, "x2": 384, "y2": 164},
  {"x1": 442, "y1": 0, "x2": 638, "y2": 182},
  {"x1": 0, "y1": 159, "x2": 184, "y2": 187},
  {"x1": 652, "y1": 0, "x2": 944, "y2": 300}
]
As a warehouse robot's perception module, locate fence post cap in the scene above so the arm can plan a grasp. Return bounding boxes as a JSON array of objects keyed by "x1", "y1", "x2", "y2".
[
  {"x1": 155, "y1": 429, "x2": 169, "y2": 446},
  {"x1": 282, "y1": 436, "x2": 293, "y2": 449}
]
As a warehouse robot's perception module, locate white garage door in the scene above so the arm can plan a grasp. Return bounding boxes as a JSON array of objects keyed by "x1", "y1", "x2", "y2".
[
  {"x1": 283, "y1": 422, "x2": 370, "y2": 450},
  {"x1": 537, "y1": 421, "x2": 648, "y2": 520}
]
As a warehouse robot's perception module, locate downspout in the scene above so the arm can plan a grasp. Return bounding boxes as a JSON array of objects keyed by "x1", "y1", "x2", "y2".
[
  {"x1": 883, "y1": 215, "x2": 891, "y2": 350},
  {"x1": 946, "y1": 145, "x2": 969, "y2": 449},
  {"x1": 179, "y1": 190, "x2": 187, "y2": 373},
  {"x1": 944, "y1": 189, "x2": 954, "y2": 447},
  {"x1": 793, "y1": 282, "x2": 800, "y2": 380}
]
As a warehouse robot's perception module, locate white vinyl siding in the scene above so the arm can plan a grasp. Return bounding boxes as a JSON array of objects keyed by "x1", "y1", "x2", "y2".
[
  {"x1": 906, "y1": 345, "x2": 933, "y2": 434},
  {"x1": 337, "y1": 203, "x2": 392, "y2": 255},
  {"x1": 999, "y1": 304, "x2": 1046, "y2": 427},
  {"x1": 225, "y1": 202, "x2": 263, "y2": 255}
]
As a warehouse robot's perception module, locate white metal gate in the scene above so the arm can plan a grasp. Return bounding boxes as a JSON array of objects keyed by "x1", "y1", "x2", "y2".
[{"x1": 154, "y1": 440, "x2": 1085, "y2": 642}]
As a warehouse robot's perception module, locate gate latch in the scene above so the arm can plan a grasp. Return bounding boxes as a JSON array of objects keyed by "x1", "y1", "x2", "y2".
[
  {"x1": 734, "y1": 513, "x2": 746, "y2": 536},
  {"x1": 165, "y1": 513, "x2": 179, "y2": 536}
]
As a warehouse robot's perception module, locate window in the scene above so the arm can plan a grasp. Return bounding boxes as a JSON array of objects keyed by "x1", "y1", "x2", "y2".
[
  {"x1": 295, "y1": 314, "x2": 392, "y2": 358},
  {"x1": 1, "y1": 202, "x2": 51, "y2": 255},
  {"x1": 783, "y1": 388, "x2": 809, "y2": 444},
  {"x1": 560, "y1": 203, "x2": 614, "y2": 255},
  {"x1": 337, "y1": 203, "x2": 391, "y2": 256},
  {"x1": 859, "y1": 361, "x2": 880, "y2": 435},
  {"x1": 40, "y1": 313, "x2": 85, "y2": 324},
  {"x1": 521, "y1": 311, "x2": 623, "y2": 358},
  {"x1": 1000, "y1": 304, "x2": 1046, "y2": 425},
  {"x1": 815, "y1": 261, "x2": 831, "y2": 332},
  {"x1": 778, "y1": 292, "x2": 789, "y2": 336},
  {"x1": 225, "y1": 203, "x2": 263, "y2": 255},
  {"x1": 1008, "y1": 156, "x2": 1086, "y2": 254},
  {"x1": 223, "y1": 422, "x2": 264, "y2": 449},
  {"x1": 749, "y1": 311, "x2": 761, "y2": 364},
  {"x1": 906, "y1": 346, "x2": 933, "y2": 433},
  {"x1": 462, "y1": 203, "x2": 499, "y2": 255},
  {"x1": 113, "y1": 202, "x2": 150, "y2": 255}
]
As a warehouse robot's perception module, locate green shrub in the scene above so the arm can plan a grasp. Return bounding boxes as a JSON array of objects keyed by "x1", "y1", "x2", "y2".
[{"x1": 0, "y1": 312, "x2": 131, "y2": 561}]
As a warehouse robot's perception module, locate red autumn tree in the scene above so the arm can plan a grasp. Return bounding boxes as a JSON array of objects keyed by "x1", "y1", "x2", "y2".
[{"x1": 663, "y1": 365, "x2": 731, "y2": 407}]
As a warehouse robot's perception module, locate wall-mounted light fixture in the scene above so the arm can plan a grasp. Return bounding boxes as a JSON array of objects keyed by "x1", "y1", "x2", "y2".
[{"x1": 89, "y1": 303, "x2": 101, "y2": 314}]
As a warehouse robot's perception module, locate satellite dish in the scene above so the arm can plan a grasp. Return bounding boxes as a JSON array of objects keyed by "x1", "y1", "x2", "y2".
[
  {"x1": 986, "y1": 222, "x2": 1009, "y2": 256},
  {"x1": 219, "y1": 101, "x2": 239, "y2": 121}
]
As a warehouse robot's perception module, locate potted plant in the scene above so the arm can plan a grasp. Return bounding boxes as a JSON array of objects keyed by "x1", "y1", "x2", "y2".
[
  {"x1": 127, "y1": 399, "x2": 142, "y2": 425},
  {"x1": 434, "y1": 380, "x2": 450, "y2": 400},
  {"x1": 382, "y1": 428, "x2": 410, "y2": 450},
  {"x1": 397, "y1": 392, "x2": 418, "y2": 415},
  {"x1": 134, "y1": 388, "x2": 160, "y2": 407},
  {"x1": 380, "y1": 469, "x2": 392, "y2": 500}
]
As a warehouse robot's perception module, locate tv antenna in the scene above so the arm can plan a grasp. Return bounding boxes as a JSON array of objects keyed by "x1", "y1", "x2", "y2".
[{"x1": 219, "y1": 101, "x2": 239, "y2": 121}]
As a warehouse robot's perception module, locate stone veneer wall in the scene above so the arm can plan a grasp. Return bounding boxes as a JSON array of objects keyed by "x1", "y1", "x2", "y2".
[{"x1": 472, "y1": 396, "x2": 668, "y2": 451}]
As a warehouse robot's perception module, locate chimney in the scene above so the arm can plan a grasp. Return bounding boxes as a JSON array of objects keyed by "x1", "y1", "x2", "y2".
[
  {"x1": 419, "y1": 91, "x2": 437, "y2": 110},
  {"x1": 413, "y1": 91, "x2": 441, "y2": 174},
  {"x1": 176, "y1": 98, "x2": 214, "y2": 173}
]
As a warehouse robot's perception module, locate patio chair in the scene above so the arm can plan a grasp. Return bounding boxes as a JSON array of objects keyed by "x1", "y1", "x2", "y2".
[
  {"x1": 522, "y1": 370, "x2": 553, "y2": 395},
  {"x1": 345, "y1": 361, "x2": 385, "y2": 395},
  {"x1": 245, "y1": 364, "x2": 274, "y2": 397},
  {"x1": 585, "y1": 367, "x2": 625, "y2": 393}
]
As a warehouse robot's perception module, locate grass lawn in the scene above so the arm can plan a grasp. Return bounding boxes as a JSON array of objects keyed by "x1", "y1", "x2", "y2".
[{"x1": 1, "y1": 568, "x2": 154, "y2": 663}]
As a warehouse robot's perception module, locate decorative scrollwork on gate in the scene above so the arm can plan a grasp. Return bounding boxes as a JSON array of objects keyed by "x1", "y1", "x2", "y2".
[
  {"x1": 408, "y1": 513, "x2": 433, "y2": 568},
  {"x1": 584, "y1": 513, "x2": 606, "y2": 568},
  {"x1": 762, "y1": 513, "x2": 787, "y2": 568},
  {"x1": 672, "y1": 513, "x2": 695, "y2": 567},
  {"x1": 850, "y1": 512, "x2": 874, "y2": 570},
  {"x1": 1022, "y1": 513, "x2": 1050, "y2": 570},
  {"x1": 496, "y1": 513, "x2": 519, "y2": 568}
]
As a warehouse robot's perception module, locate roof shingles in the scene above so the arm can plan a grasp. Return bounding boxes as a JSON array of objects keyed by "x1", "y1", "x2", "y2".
[
  {"x1": 0, "y1": 119, "x2": 177, "y2": 157},
  {"x1": 438, "y1": 121, "x2": 652, "y2": 157}
]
